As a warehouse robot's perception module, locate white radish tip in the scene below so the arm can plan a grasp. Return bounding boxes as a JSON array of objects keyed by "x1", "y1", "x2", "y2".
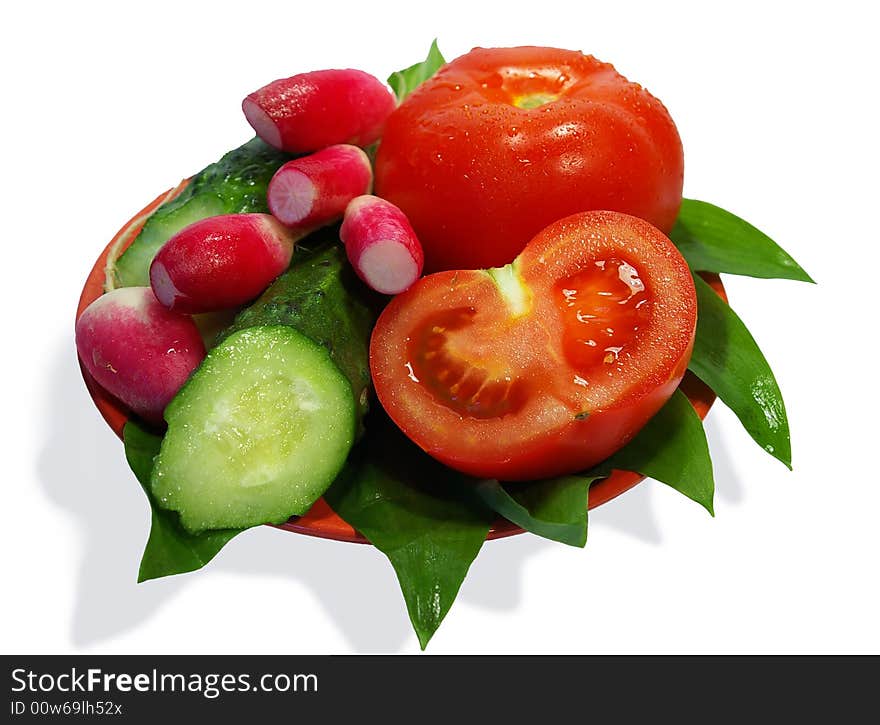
[
  {"x1": 268, "y1": 169, "x2": 316, "y2": 225},
  {"x1": 242, "y1": 98, "x2": 283, "y2": 149},
  {"x1": 149, "y1": 261, "x2": 181, "y2": 309},
  {"x1": 347, "y1": 144, "x2": 373, "y2": 167},
  {"x1": 344, "y1": 194, "x2": 375, "y2": 216},
  {"x1": 358, "y1": 240, "x2": 419, "y2": 295}
]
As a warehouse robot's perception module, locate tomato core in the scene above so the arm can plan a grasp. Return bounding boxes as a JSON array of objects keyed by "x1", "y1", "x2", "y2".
[
  {"x1": 488, "y1": 68, "x2": 568, "y2": 109},
  {"x1": 555, "y1": 258, "x2": 651, "y2": 376},
  {"x1": 513, "y1": 92, "x2": 559, "y2": 109}
]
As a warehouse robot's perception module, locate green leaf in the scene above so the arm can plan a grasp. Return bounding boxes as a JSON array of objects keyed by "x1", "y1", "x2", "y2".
[
  {"x1": 123, "y1": 421, "x2": 244, "y2": 582},
  {"x1": 475, "y1": 476, "x2": 596, "y2": 547},
  {"x1": 324, "y1": 413, "x2": 493, "y2": 649},
  {"x1": 476, "y1": 389, "x2": 715, "y2": 543},
  {"x1": 598, "y1": 389, "x2": 715, "y2": 515},
  {"x1": 670, "y1": 199, "x2": 814, "y2": 283},
  {"x1": 387, "y1": 39, "x2": 446, "y2": 103},
  {"x1": 690, "y1": 274, "x2": 791, "y2": 468}
]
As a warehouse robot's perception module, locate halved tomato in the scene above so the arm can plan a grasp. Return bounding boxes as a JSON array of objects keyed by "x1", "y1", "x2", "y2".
[{"x1": 370, "y1": 211, "x2": 697, "y2": 481}]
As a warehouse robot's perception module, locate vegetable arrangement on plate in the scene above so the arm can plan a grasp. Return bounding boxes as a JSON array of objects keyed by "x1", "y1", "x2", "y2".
[{"x1": 75, "y1": 41, "x2": 812, "y2": 649}]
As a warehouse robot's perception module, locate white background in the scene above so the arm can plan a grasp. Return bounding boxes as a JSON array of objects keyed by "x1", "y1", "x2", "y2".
[{"x1": 4, "y1": 0, "x2": 878, "y2": 654}]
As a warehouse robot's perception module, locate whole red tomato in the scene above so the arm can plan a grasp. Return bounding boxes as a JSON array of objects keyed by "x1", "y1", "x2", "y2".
[
  {"x1": 369, "y1": 211, "x2": 696, "y2": 481},
  {"x1": 374, "y1": 47, "x2": 684, "y2": 272}
]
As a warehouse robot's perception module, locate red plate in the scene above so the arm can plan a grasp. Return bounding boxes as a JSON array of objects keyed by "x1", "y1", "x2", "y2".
[{"x1": 77, "y1": 184, "x2": 721, "y2": 544}]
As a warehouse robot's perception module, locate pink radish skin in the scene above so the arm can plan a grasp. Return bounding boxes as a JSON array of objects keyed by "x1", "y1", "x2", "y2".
[
  {"x1": 340, "y1": 195, "x2": 424, "y2": 295},
  {"x1": 150, "y1": 213, "x2": 298, "y2": 314},
  {"x1": 242, "y1": 69, "x2": 396, "y2": 153},
  {"x1": 268, "y1": 144, "x2": 373, "y2": 230},
  {"x1": 76, "y1": 287, "x2": 206, "y2": 425}
]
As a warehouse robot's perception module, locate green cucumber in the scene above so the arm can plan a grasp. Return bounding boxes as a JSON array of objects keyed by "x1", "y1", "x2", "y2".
[
  {"x1": 151, "y1": 325, "x2": 355, "y2": 533},
  {"x1": 222, "y1": 239, "x2": 377, "y2": 421},
  {"x1": 111, "y1": 137, "x2": 292, "y2": 288}
]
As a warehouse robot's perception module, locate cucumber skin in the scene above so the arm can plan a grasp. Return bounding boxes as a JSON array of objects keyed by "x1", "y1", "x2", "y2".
[
  {"x1": 113, "y1": 137, "x2": 293, "y2": 288},
  {"x1": 221, "y1": 240, "x2": 378, "y2": 422}
]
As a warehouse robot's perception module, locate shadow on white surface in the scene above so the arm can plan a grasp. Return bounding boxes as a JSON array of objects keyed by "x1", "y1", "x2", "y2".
[
  {"x1": 461, "y1": 534, "x2": 552, "y2": 611},
  {"x1": 37, "y1": 342, "x2": 747, "y2": 652},
  {"x1": 211, "y1": 529, "x2": 414, "y2": 652},
  {"x1": 704, "y1": 413, "x2": 746, "y2": 504},
  {"x1": 37, "y1": 341, "x2": 415, "y2": 652},
  {"x1": 587, "y1": 409, "x2": 746, "y2": 542},
  {"x1": 589, "y1": 483, "x2": 664, "y2": 544},
  {"x1": 37, "y1": 342, "x2": 540, "y2": 652},
  {"x1": 37, "y1": 340, "x2": 186, "y2": 648}
]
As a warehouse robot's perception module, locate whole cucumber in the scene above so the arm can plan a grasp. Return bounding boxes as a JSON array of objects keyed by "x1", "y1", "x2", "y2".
[{"x1": 222, "y1": 237, "x2": 378, "y2": 422}]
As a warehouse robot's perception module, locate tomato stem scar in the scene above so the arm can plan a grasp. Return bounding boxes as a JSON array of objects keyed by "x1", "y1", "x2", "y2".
[
  {"x1": 514, "y1": 92, "x2": 559, "y2": 109},
  {"x1": 486, "y1": 262, "x2": 531, "y2": 317}
]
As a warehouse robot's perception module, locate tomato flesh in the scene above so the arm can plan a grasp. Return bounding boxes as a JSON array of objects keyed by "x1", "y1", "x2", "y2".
[
  {"x1": 410, "y1": 307, "x2": 528, "y2": 419},
  {"x1": 370, "y1": 211, "x2": 697, "y2": 481},
  {"x1": 556, "y1": 258, "x2": 651, "y2": 374}
]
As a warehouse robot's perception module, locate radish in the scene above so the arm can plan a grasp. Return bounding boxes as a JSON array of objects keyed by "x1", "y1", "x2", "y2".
[
  {"x1": 268, "y1": 144, "x2": 373, "y2": 230},
  {"x1": 242, "y1": 69, "x2": 396, "y2": 154},
  {"x1": 150, "y1": 213, "x2": 299, "y2": 314},
  {"x1": 340, "y1": 195, "x2": 424, "y2": 295},
  {"x1": 76, "y1": 287, "x2": 205, "y2": 424}
]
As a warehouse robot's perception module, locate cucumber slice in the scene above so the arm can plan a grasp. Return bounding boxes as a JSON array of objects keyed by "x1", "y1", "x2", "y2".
[{"x1": 151, "y1": 325, "x2": 356, "y2": 533}]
